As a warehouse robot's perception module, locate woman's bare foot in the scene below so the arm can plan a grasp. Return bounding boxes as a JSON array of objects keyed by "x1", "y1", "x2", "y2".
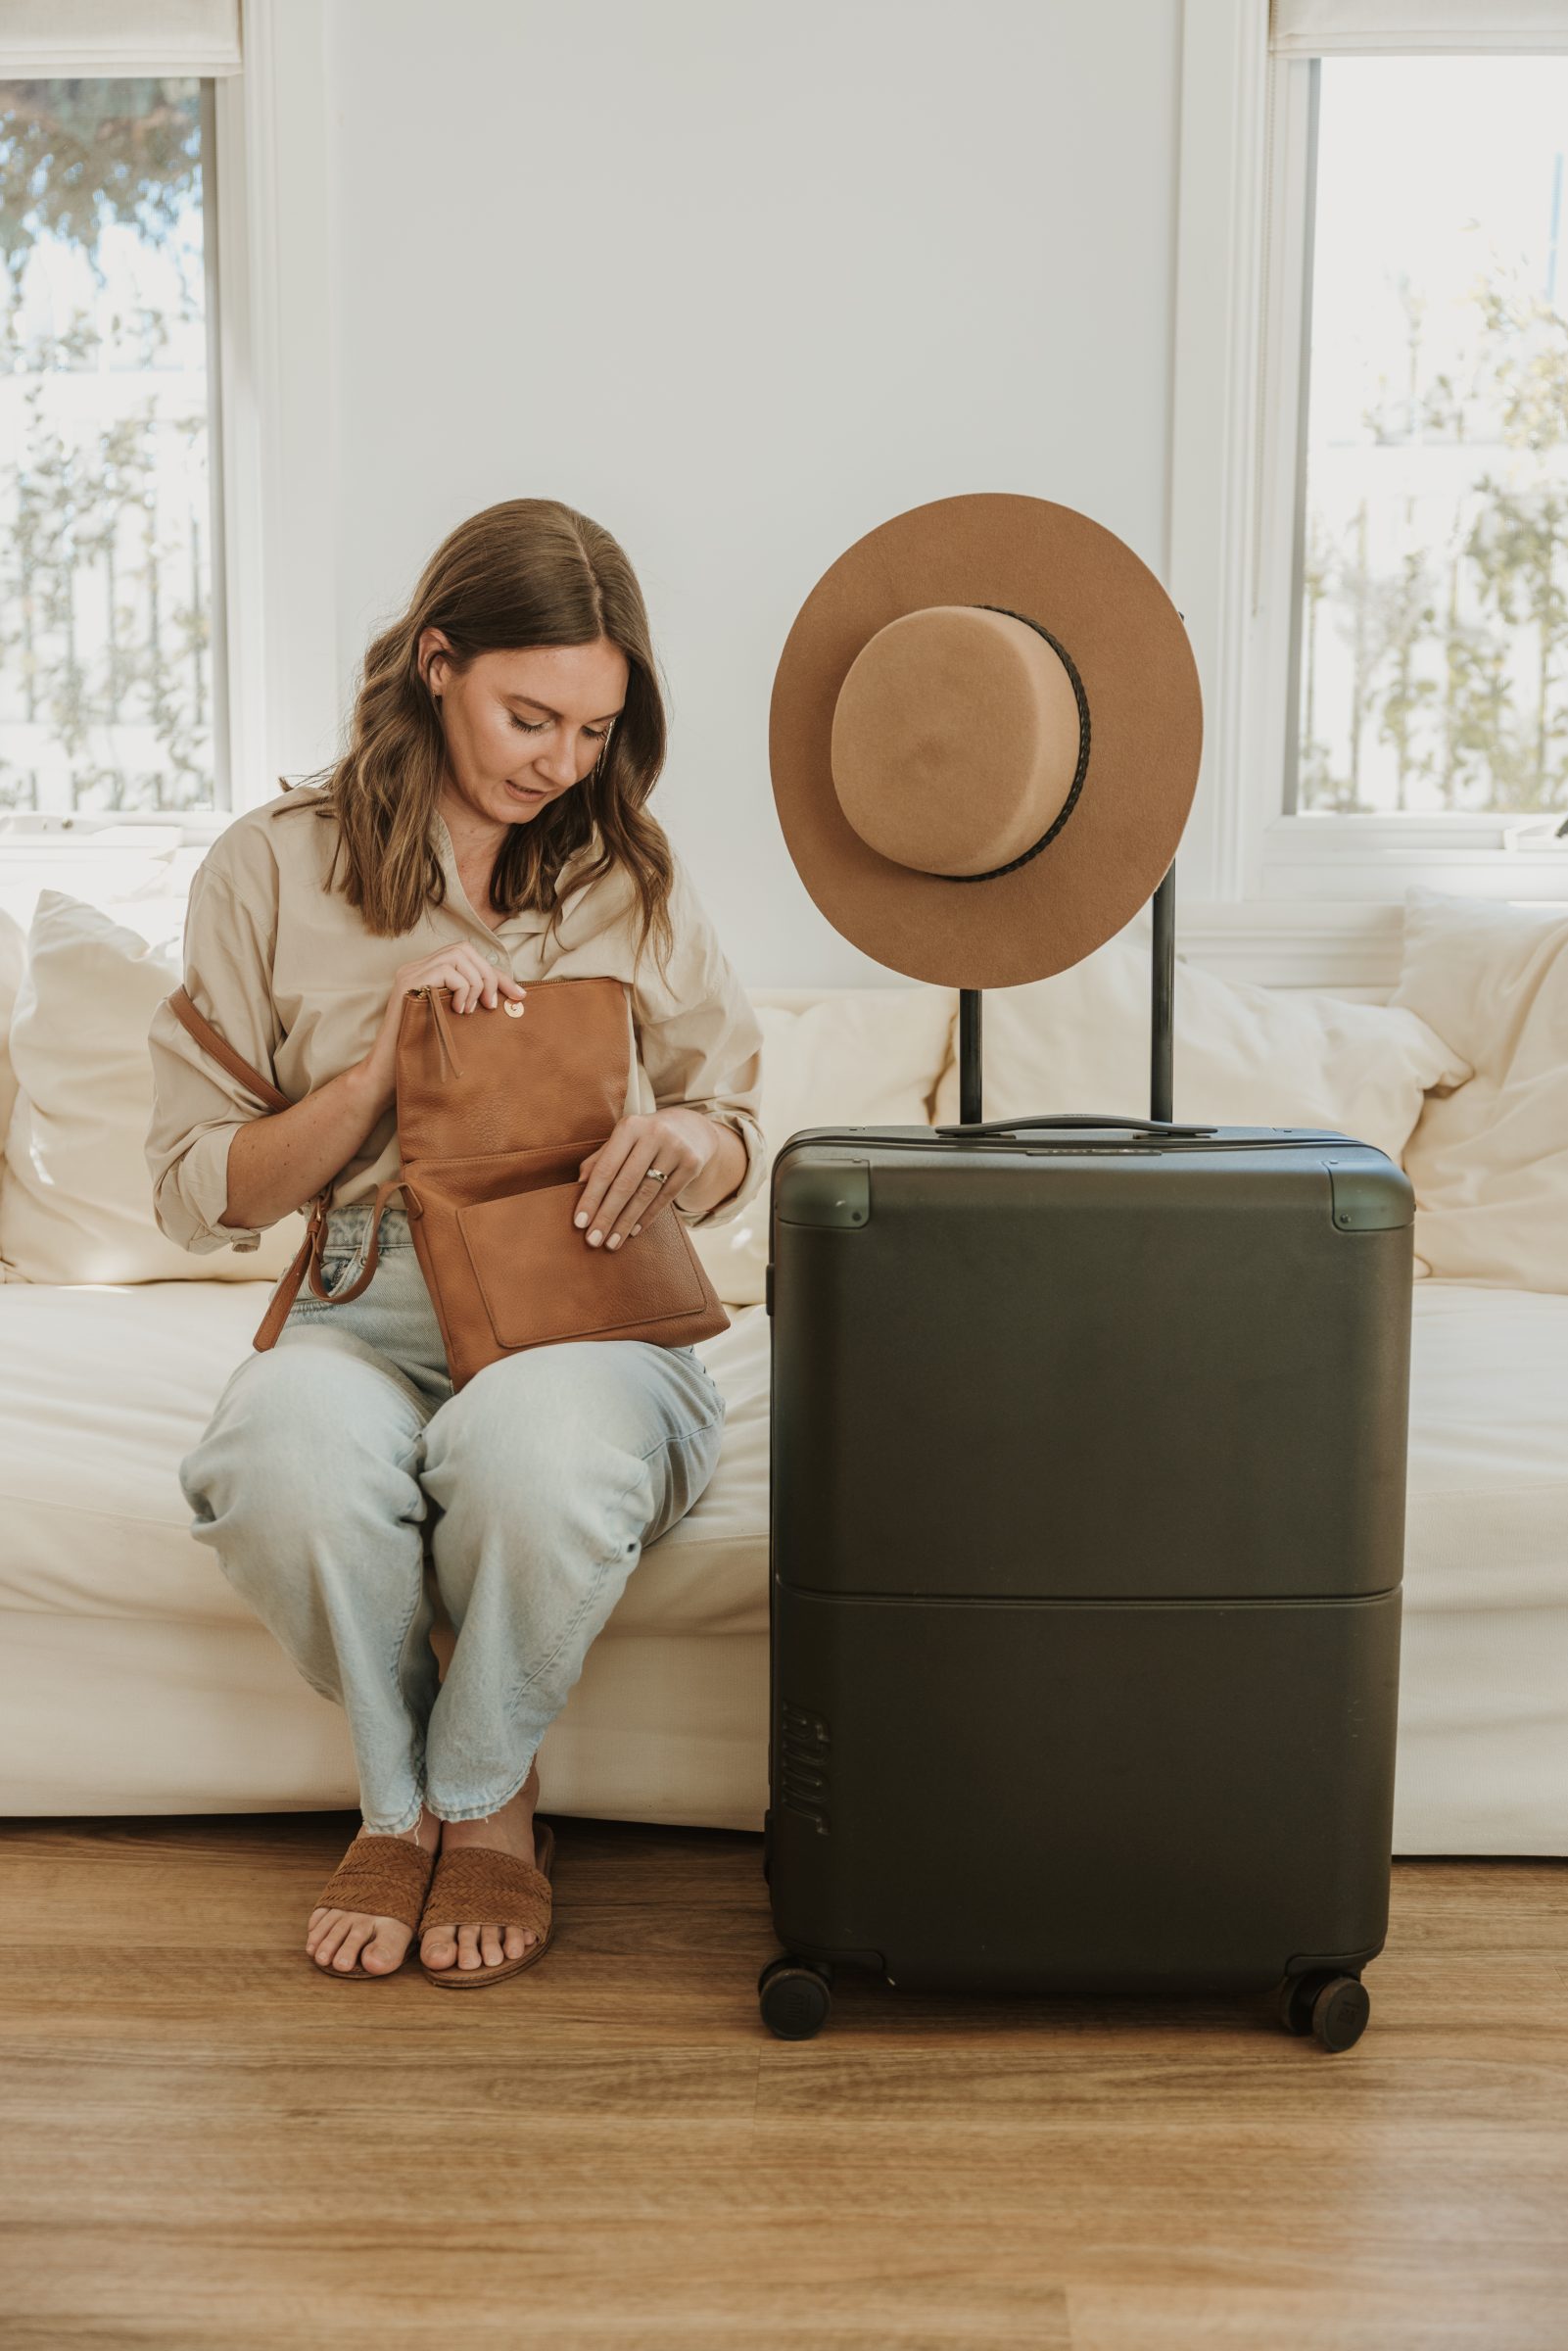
[
  {"x1": 305, "y1": 1804, "x2": 442, "y2": 1976},
  {"x1": 421, "y1": 1757, "x2": 542, "y2": 1974}
]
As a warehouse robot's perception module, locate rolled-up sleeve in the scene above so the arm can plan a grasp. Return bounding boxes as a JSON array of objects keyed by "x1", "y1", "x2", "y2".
[
  {"x1": 145, "y1": 854, "x2": 285, "y2": 1255},
  {"x1": 632, "y1": 851, "x2": 766, "y2": 1232}
]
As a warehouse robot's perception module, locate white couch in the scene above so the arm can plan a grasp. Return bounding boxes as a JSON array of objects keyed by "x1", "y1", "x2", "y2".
[{"x1": 1, "y1": 849, "x2": 1564, "y2": 1858}]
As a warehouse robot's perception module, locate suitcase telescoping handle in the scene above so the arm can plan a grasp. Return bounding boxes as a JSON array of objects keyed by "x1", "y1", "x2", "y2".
[
  {"x1": 951, "y1": 859, "x2": 1178, "y2": 1127},
  {"x1": 932, "y1": 1112, "x2": 1217, "y2": 1140}
]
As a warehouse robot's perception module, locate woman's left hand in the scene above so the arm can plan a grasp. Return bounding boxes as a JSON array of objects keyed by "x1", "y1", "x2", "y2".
[{"x1": 574, "y1": 1109, "x2": 714, "y2": 1251}]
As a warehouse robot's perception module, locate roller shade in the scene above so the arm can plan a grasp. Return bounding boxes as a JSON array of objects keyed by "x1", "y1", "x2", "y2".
[
  {"x1": 1272, "y1": 1, "x2": 1568, "y2": 52},
  {"x1": 0, "y1": 0, "x2": 242, "y2": 78}
]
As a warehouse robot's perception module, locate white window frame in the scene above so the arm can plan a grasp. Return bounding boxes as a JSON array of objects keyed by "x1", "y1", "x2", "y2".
[
  {"x1": 0, "y1": 0, "x2": 340, "y2": 840},
  {"x1": 1169, "y1": 0, "x2": 1568, "y2": 926}
]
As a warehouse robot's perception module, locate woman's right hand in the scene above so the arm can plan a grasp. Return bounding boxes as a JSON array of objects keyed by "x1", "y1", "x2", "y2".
[{"x1": 353, "y1": 942, "x2": 527, "y2": 1116}]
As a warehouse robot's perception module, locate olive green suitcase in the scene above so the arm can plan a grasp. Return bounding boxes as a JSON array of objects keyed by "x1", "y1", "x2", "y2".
[{"x1": 758, "y1": 872, "x2": 1409, "y2": 2048}]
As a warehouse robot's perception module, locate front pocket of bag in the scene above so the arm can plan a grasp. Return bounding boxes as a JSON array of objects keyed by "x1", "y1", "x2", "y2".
[{"x1": 456, "y1": 1178, "x2": 708, "y2": 1348}]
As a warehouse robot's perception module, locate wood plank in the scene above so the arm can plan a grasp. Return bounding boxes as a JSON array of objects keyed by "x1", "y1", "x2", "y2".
[{"x1": 1, "y1": 1816, "x2": 1563, "y2": 2348}]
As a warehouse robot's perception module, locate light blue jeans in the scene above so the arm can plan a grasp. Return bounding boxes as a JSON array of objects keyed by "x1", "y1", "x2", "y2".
[{"x1": 178, "y1": 1203, "x2": 727, "y2": 1835}]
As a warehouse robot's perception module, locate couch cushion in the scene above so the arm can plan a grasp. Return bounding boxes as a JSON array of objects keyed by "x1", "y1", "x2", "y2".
[
  {"x1": 929, "y1": 907, "x2": 1471, "y2": 1169},
  {"x1": 0, "y1": 1281, "x2": 773, "y2": 1639},
  {"x1": 1390, "y1": 888, "x2": 1568, "y2": 1293},
  {"x1": 0, "y1": 890, "x2": 308, "y2": 1284},
  {"x1": 687, "y1": 984, "x2": 956, "y2": 1308},
  {"x1": 2, "y1": 1275, "x2": 1560, "y2": 1645},
  {"x1": 1403, "y1": 1281, "x2": 1568, "y2": 1612}
]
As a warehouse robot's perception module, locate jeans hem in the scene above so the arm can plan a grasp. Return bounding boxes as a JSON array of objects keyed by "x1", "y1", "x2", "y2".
[
  {"x1": 359, "y1": 1788, "x2": 428, "y2": 1838},
  {"x1": 426, "y1": 1741, "x2": 541, "y2": 1824}
]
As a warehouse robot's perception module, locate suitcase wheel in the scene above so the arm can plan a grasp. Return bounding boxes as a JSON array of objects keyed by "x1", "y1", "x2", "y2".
[
  {"x1": 758, "y1": 1955, "x2": 833, "y2": 2040},
  {"x1": 1279, "y1": 1970, "x2": 1371, "y2": 2051}
]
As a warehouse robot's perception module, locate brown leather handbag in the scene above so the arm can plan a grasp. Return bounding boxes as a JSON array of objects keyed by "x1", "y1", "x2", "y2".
[{"x1": 165, "y1": 973, "x2": 732, "y2": 1389}]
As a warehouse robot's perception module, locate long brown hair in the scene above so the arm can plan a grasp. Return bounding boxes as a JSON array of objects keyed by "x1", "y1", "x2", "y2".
[{"x1": 287, "y1": 498, "x2": 678, "y2": 984}]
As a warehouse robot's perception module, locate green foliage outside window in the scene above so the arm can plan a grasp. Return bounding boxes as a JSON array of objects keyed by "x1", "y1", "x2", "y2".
[{"x1": 0, "y1": 78, "x2": 214, "y2": 814}]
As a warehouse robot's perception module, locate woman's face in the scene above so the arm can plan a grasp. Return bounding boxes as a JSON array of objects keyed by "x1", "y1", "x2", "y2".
[{"x1": 421, "y1": 633, "x2": 630, "y2": 830}]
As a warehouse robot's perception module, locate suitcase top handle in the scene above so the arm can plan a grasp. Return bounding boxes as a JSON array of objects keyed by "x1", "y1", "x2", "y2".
[{"x1": 934, "y1": 1113, "x2": 1219, "y2": 1141}]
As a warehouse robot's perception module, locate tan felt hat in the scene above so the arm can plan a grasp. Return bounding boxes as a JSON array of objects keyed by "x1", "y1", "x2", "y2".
[{"x1": 768, "y1": 492, "x2": 1203, "y2": 989}]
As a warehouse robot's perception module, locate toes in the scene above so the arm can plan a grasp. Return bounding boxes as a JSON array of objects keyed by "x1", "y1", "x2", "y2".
[
  {"x1": 333, "y1": 1918, "x2": 374, "y2": 1970},
  {"x1": 308, "y1": 1908, "x2": 408, "y2": 1973},
  {"x1": 313, "y1": 1916, "x2": 351, "y2": 1967},
  {"x1": 421, "y1": 1921, "x2": 539, "y2": 1970},
  {"x1": 361, "y1": 1921, "x2": 409, "y2": 1973}
]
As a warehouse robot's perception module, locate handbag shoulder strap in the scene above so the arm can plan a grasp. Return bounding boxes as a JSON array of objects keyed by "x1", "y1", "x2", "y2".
[
  {"x1": 165, "y1": 984, "x2": 292, "y2": 1115},
  {"x1": 161, "y1": 982, "x2": 422, "y2": 1343},
  {"x1": 164, "y1": 983, "x2": 333, "y2": 1345}
]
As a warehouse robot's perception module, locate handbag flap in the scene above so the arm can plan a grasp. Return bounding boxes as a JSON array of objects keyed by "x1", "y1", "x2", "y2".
[
  {"x1": 456, "y1": 1179, "x2": 709, "y2": 1349},
  {"x1": 399, "y1": 975, "x2": 632, "y2": 1162}
]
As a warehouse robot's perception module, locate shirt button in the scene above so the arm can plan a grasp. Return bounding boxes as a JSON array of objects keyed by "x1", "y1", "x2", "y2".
[{"x1": 485, "y1": 948, "x2": 501, "y2": 965}]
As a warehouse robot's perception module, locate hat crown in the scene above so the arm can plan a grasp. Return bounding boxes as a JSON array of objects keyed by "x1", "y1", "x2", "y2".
[{"x1": 829, "y1": 605, "x2": 1082, "y2": 880}]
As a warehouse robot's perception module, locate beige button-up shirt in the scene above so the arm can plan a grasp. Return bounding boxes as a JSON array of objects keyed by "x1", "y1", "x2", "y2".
[{"x1": 145, "y1": 783, "x2": 767, "y2": 1256}]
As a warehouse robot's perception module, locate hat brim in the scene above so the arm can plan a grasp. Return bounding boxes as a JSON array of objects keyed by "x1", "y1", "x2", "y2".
[{"x1": 768, "y1": 492, "x2": 1203, "y2": 988}]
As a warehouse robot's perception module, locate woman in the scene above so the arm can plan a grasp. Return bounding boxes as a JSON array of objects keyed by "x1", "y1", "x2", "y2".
[{"x1": 146, "y1": 498, "x2": 765, "y2": 1989}]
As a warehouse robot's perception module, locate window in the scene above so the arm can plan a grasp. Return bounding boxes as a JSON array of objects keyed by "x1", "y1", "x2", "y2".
[
  {"x1": 1293, "y1": 54, "x2": 1568, "y2": 825},
  {"x1": 0, "y1": 75, "x2": 225, "y2": 815},
  {"x1": 1170, "y1": 0, "x2": 1568, "y2": 912},
  {"x1": 0, "y1": 0, "x2": 334, "y2": 856}
]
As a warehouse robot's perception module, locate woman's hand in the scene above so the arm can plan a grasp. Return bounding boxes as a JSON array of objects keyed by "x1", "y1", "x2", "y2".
[
  {"x1": 574, "y1": 1110, "x2": 716, "y2": 1250},
  {"x1": 351, "y1": 944, "x2": 528, "y2": 1118}
]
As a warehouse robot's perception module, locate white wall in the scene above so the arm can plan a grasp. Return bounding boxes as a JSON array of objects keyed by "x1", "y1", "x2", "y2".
[{"x1": 324, "y1": 0, "x2": 1183, "y2": 986}]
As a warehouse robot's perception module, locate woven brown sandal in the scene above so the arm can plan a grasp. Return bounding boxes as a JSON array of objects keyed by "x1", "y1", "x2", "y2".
[
  {"x1": 306, "y1": 1830, "x2": 439, "y2": 1980},
  {"x1": 417, "y1": 1818, "x2": 556, "y2": 1990}
]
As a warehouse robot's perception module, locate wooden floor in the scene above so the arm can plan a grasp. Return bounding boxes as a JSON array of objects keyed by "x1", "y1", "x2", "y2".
[{"x1": 1, "y1": 1815, "x2": 1564, "y2": 2349}]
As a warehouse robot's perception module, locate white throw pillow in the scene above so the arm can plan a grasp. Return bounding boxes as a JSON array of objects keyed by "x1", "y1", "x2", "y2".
[
  {"x1": 0, "y1": 836, "x2": 186, "y2": 1177},
  {"x1": 1390, "y1": 887, "x2": 1568, "y2": 1294},
  {"x1": 688, "y1": 984, "x2": 958, "y2": 1307},
  {"x1": 929, "y1": 911, "x2": 1472, "y2": 1168},
  {"x1": 0, "y1": 890, "x2": 307, "y2": 1284}
]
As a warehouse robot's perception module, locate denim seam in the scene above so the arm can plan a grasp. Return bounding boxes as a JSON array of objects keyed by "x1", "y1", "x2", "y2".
[
  {"x1": 507, "y1": 1414, "x2": 724, "y2": 1703},
  {"x1": 380, "y1": 1435, "x2": 435, "y2": 1806},
  {"x1": 428, "y1": 1415, "x2": 725, "y2": 1819}
]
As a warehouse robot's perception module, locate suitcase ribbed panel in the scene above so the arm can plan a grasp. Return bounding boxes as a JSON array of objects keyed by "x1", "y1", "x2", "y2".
[{"x1": 778, "y1": 1702, "x2": 832, "y2": 1834}]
